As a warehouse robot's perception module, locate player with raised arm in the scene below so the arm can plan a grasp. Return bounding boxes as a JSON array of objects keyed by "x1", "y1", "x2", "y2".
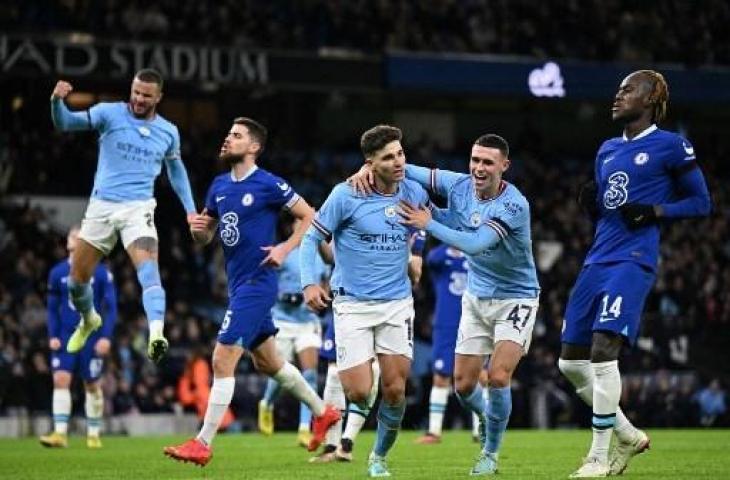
[
  {"x1": 40, "y1": 226, "x2": 117, "y2": 449},
  {"x1": 352, "y1": 133, "x2": 540, "y2": 476},
  {"x1": 258, "y1": 218, "x2": 329, "y2": 447},
  {"x1": 300, "y1": 125, "x2": 429, "y2": 477},
  {"x1": 50, "y1": 69, "x2": 196, "y2": 362},
  {"x1": 163, "y1": 117, "x2": 340, "y2": 467},
  {"x1": 559, "y1": 70, "x2": 712, "y2": 478}
]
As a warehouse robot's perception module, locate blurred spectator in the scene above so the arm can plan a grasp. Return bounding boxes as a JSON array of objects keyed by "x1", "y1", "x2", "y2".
[{"x1": 694, "y1": 379, "x2": 727, "y2": 426}]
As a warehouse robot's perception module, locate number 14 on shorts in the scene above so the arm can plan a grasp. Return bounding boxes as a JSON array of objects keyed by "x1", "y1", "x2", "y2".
[{"x1": 599, "y1": 294, "x2": 623, "y2": 322}]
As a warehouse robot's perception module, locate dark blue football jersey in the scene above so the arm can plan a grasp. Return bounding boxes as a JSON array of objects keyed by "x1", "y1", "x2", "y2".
[{"x1": 586, "y1": 126, "x2": 703, "y2": 270}]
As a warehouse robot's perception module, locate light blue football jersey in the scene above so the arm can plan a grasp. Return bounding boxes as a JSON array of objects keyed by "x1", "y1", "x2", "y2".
[
  {"x1": 272, "y1": 246, "x2": 328, "y2": 324},
  {"x1": 426, "y1": 168, "x2": 539, "y2": 299},
  {"x1": 303, "y1": 180, "x2": 430, "y2": 301},
  {"x1": 53, "y1": 101, "x2": 186, "y2": 203}
]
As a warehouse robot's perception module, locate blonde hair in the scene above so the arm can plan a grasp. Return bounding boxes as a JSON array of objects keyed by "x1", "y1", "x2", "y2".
[{"x1": 635, "y1": 70, "x2": 669, "y2": 123}]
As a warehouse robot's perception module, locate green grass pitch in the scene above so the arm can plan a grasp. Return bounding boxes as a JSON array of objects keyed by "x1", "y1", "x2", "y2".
[{"x1": 2, "y1": 430, "x2": 729, "y2": 479}]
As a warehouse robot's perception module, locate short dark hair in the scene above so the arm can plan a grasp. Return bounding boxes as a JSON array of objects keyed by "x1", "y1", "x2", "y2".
[
  {"x1": 134, "y1": 68, "x2": 164, "y2": 90},
  {"x1": 360, "y1": 125, "x2": 402, "y2": 158},
  {"x1": 474, "y1": 133, "x2": 509, "y2": 158},
  {"x1": 233, "y1": 117, "x2": 268, "y2": 154}
]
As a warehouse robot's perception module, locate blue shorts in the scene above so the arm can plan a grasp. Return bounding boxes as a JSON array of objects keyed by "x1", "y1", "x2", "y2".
[
  {"x1": 432, "y1": 323, "x2": 459, "y2": 376},
  {"x1": 562, "y1": 262, "x2": 656, "y2": 346},
  {"x1": 218, "y1": 284, "x2": 278, "y2": 350},
  {"x1": 319, "y1": 312, "x2": 336, "y2": 363},
  {"x1": 51, "y1": 334, "x2": 104, "y2": 381}
]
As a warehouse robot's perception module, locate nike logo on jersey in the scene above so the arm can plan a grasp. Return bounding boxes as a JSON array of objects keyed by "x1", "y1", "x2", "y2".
[
  {"x1": 216, "y1": 196, "x2": 226, "y2": 203},
  {"x1": 598, "y1": 316, "x2": 614, "y2": 323},
  {"x1": 603, "y1": 155, "x2": 615, "y2": 165},
  {"x1": 277, "y1": 182, "x2": 289, "y2": 191}
]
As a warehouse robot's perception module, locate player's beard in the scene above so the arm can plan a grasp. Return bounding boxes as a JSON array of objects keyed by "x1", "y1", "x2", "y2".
[
  {"x1": 130, "y1": 103, "x2": 154, "y2": 119},
  {"x1": 220, "y1": 152, "x2": 245, "y2": 166}
]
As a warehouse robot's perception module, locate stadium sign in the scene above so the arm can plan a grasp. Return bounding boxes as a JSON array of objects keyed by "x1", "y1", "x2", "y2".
[{"x1": 0, "y1": 34, "x2": 267, "y2": 86}]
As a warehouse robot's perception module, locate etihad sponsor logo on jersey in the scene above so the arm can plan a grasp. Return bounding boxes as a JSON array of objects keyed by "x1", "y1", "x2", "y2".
[{"x1": 358, "y1": 232, "x2": 409, "y2": 250}]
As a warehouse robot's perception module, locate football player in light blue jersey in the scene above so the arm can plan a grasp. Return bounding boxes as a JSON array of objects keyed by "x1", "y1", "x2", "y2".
[
  {"x1": 352, "y1": 133, "x2": 540, "y2": 476},
  {"x1": 311, "y1": 230, "x2": 426, "y2": 464},
  {"x1": 164, "y1": 117, "x2": 340, "y2": 468},
  {"x1": 258, "y1": 218, "x2": 330, "y2": 447},
  {"x1": 39, "y1": 226, "x2": 117, "y2": 450},
  {"x1": 300, "y1": 125, "x2": 429, "y2": 477},
  {"x1": 559, "y1": 70, "x2": 711, "y2": 478},
  {"x1": 50, "y1": 69, "x2": 197, "y2": 362}
]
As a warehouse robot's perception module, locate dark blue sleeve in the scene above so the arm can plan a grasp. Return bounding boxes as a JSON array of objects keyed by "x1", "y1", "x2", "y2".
[
  {"x1": 658, "y1": 136, "x2": 711, "y2": 218},
  {"x1": 661, "y1": 166, "x2": 712, "y2": 218},
  {"x1": 99, "y1": 268, "x2": 118, "y2": 338},
  {"x1": 47, "y1": 268, "x2": 62, "y2": 339}
]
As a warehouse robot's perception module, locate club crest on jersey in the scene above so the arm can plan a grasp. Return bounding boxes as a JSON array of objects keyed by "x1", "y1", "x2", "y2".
[
  {"x1": 634, "y1": 152, "x2": 649, "y2": 165},
  {"x1": 384, "y1": 205, "x2": 397, "y2": 218},
  {"x1": 242, "y1": 193, "x2": 254, "y2": 206},
  {"x1": 138, "y1": 126, "x2": 151, "y2": 137},
  {"x1": 470, "y1": 212, "x2": 482, "y2": 227}
]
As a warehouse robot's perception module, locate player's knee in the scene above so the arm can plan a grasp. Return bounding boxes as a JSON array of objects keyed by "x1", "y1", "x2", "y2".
[
  {"x1": 53, "y1": 372, "x2": 72, "y2": 389},
  {"x1": 344, "y1": 386, "x2": 369, "y2": 406},
  {"x1": 454, "y1": 373, "x2": 477, "y2": 397},
  {"x1": 487, "y1": 368, "x2": 511, "y2": 388},
  {"x1": 212, "y1": 355, "x2": 234, "y2": 377},
  {"x1": 381, "y1": 386, "x2": 405, "y2": 404},
  {"x1": 84, "y1": 381, "x2": 101, "y2": 393}
]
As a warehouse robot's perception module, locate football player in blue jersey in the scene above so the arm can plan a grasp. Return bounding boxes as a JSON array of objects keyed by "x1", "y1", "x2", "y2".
[
  {"x1": 39, "y1": 226, "x2": 117, "y2": 449},
  {"x1": 352, "y1": 133, "x2": 540, "y2": 476},
  {"x1": 300, "y1": 125, "x2": 429, "y2": 477},
  {"x1": 415, "y1": 243, "x2": 469, "y2": 445},
  {"x1": 163, "y1": 117, "x2": 340, "y2": 467},
  {"x1": 558, "y1": 70, "x2": 712, "y2": 478},
  {"x1": 50, "y1": 69, "x2": 197, "y2": 362},
  {"x1": 258, "y1": 218, "x2": 330, "y2": 447}
]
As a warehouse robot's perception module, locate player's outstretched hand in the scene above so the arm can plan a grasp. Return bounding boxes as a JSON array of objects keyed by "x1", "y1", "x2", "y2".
[
  {"x1": 397, "y1": 200, "x2": 432, "y2": 229},
  {"x1": 346, "y1": 164, "x2": 374, "y2": 196},
  {"x1": 260, "y1": 243, "x2": 289, "y2": 267},
  {"x1": 49, "y1": 338, "x2": 61, "y2": 351},
  {"x1": 94, "y1": 338, "x2": 111, "y2": 356},
  {"x1": 52, "y1": 80, "x2": 73, "y2": 100},
  {"x1": 303, "y1": 284, "x2": 331, "y2": 312}
]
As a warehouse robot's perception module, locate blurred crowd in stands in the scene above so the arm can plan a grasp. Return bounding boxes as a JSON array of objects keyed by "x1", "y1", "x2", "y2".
[
  {"x1": 3, "y1": 0, "x2": 730, "y2": 66},
  {"x1": 1, "y1": 113, "x2": 728, "y2": 431}
]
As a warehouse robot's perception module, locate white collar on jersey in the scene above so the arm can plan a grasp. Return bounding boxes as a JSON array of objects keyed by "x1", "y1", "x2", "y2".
[
  {"x1": 230, "y1": 164, "x2": 258, "y2": 182},
  {"x1": 623, "y1": 124, "x2": 657, "y2": 142}
]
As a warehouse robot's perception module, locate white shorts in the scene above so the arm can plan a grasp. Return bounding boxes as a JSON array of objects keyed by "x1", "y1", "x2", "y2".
[
  {"x1": 79, "y1": 198, "x2": 158, "y2": 255},
  {"x1": 455, "y1": 291, "x2": 539, "y2": 356},
  {"x1": 273, "y1": 320, "x2": 322, "y2": 362},
  {"x1": 332, "y1": 296, "x2": 414, "y2": 371}
]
